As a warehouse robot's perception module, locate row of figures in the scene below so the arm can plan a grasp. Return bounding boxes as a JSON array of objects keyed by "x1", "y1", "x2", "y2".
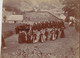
[
  {"x1": 15, "y1": 20, "x2": 65, "y2": 34},
  {"x1": 18, "y1": 27, "x2": 65, "y2": 43},
  {"x1": 32, "y1": 20, "x2": 64, "y2": 30}
]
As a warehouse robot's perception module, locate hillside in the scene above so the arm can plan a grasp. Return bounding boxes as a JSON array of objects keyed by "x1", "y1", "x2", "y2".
[{"x1": 3, "y1": 0, "x2": 65, "y2": 19}]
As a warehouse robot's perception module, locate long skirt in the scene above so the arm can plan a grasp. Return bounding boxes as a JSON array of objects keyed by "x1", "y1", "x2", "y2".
[
  {"x1": 60, "y1": 30, "x2": 65, "y2": 38},
  {"x1": 52, "y1": 34, "x2": 56, "y2": 40},
  {"x1": 27, "y1": 34, "x2": 32, "y2": 43},
  {"x1": 39, "y1": 35, "x2": 44, "y2": 42},
  {"x1": 50, "y1": 33, "x2": 55, "y2": 40}
]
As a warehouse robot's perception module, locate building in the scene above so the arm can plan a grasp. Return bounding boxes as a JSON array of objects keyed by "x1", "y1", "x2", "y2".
[
  {"x1": 2, "y1": 8, "x2": 15, "y2": 23},
  {"x1": 7, "y1": 15, "x2": 23, "y2": 23},
  {"x1": 23, "y1": 11, "x2": 61, "y2": 23}
]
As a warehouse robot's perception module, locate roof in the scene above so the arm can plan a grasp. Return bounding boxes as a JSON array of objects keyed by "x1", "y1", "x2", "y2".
[
  {"x1": 23, "y1": 11, "x2": 61, "y2": 23},
  {"x1": 7, "y1": 15, "x2": 23, "y2": 21}
]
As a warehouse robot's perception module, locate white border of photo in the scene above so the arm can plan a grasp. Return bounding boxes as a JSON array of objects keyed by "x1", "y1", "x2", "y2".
[{"x1": 0, "y1": 0, "x2": 3, "y2": 57}]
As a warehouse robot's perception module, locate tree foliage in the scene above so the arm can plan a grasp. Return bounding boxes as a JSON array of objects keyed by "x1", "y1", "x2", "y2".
[{"x1": 62, "y1": 0, "x2": 80, "y2": 19}]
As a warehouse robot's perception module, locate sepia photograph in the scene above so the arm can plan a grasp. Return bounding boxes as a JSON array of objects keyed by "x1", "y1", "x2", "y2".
[{"x1": 1, "y1": 0, "x2": 80, "y2": 58}]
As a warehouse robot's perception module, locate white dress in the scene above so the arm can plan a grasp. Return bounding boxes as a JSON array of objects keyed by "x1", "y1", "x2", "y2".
[{"x1": 52, "y1": 33, "x2": 55, "y2": 40}]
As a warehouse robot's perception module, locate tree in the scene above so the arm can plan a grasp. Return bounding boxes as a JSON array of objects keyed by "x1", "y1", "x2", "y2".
[
  {"x1": 62, "y1": 0, "x2": 80, "y2": 32},
  {"x1": 62, "y1": 0, "x2": 80, "y2": 19}
]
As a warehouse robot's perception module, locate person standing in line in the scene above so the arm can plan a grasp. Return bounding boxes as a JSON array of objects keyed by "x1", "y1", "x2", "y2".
[
  {"x1": 50, "y1": 29, "x2": 53, "y2": 40},
  {"x1": 60, "y1": 27, "x2": 65, "y2": 38},
  {"x1": 39, "y1": 31, "x2": 44, "y2": 43},
  {"x1": 43, "y1": 30, "x2": 46, "y2": 42},
  {"x1": 45, "y1": 28, "x2": 49, "y2": 41},
  {"x1": 50, "y1": 28, "x2": 55, "y2": 40},
  {"x1": 32, "y1": 31, "x2": 37, "y2": 43},
  {"x1": 55, "y1": 28, "x2": 59, "y2": 39},
  {"x1": 53, "y1": 29, "x2": 56, "y2": 40},
  {"x1": 18, "y1": 30, "x2": 26, "y2": 43},
  {"x1": 26, "y1": 31, "x2": 32, "y2": 43}
]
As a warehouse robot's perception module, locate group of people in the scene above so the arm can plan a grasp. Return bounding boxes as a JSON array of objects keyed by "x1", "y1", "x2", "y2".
[
  {"x1": 32, "y1": 20, "x2": 64, "y2": 30},
  {"x1": 18, "y1": 20, "x2": 65, "y2": 43}
]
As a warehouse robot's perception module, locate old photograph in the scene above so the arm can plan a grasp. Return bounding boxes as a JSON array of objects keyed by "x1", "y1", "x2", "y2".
[{"x1": 1, "y1": 0, "x2": 80, "y2": 58}]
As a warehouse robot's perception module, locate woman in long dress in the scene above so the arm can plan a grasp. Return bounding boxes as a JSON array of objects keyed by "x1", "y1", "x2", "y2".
[
  {"x1": 50, "y1": 29, "x2": 55, "y2": 40},
  {"x1": 39, "y1": 31, "x2": 44, "y2": 43},
  {"x1": 60, "y1": 27, "x2": 65, "y2": 38},
  {"x1": 45, "y1": 29, "x2": 49, "y2": 41},
  {"x1": 32, "y1": 32, "x2": 37, "y2": 43}
]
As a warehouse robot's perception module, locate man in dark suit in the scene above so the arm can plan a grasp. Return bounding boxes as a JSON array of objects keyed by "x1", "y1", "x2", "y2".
[{"x1": 18, "y1": 31, "x2": 26, "y2": 43}]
